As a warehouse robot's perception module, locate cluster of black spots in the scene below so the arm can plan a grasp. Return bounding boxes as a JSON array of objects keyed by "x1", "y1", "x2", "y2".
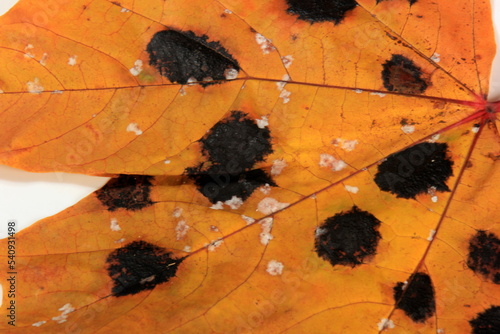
[
  {"x1": 469, "y1": 306, "x2": 500, "y2": 334},
  {"x1": 374, "y1": 142, "x2": 454, "y2": 199},
  {"x1": 381, "y1": 54, "x2": 428, "y2": 94},
  {"x1": 393, "y1": 272, "x2": 436, "y2": 323},
  {"x1": 146, "y1": 29, "x2": 240, "y2": 87},
  {"x1": 106, "y1": 240, "x2": 183, "y2": 297},
  {"x1": 96, "y1": 175, "x2": 154, "y2": 211},
  {"x1": 286, "y1": 0, "x2": 358, "y2": 24},
  {"x1": 467, "y1": 230, "x2": 500, "y2": 284},
  {"x1": 186, "y1": 111, "x2": 275, "y2": 204},
  {"x1": 314, "y1": 206, "x2": 382, "y2": 267}
]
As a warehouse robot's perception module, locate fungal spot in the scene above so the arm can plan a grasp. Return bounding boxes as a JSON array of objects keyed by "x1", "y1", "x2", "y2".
[
  {"x1": 314, "y1": 206, "x2": 382, "y2": 267},
  {"x1": 106, "y1": 240, "x2": 183, "y2": 297},
  {"x1": 129, "y1": 59, "x2": 143, "y2": 76},
  {"x1": 344, "y1": 185, "x2": 359, "y2": 193},
  {"x1": 96, "y1": 175, "x2": 154, "y2": 211},
  {"x1": 266, "y1": 260, "x2": 284, "y2": 276},
  {"x1": 393, "y1": 272, "x2": 435, "y2": 323},
  {"x1": 382, "y1": 54, "x2": 428, "y2": 94},
  {"x1": 256, "y1": 116, "x2": 269, "y2": 129},
  {"x1": 466, "y1": 230, "x2": 500, "y2": 284},
  {"x1": 370, "y1": 92, "x2": 386, "y2": 97},
  {"x1": 401, "y1": 124, "x2": 415, "y2": 134},
  {"x1": 271, "y1": 158, "x2": 287, "y2": 176},
  {"x1": 110, "y1": 218, "x2": 121, "y2": 231},
  {"x1": 52, "y1": 303, "x2": 75, "y2": 324},
  {"x1": 333, "y1": 138, "x2": 358, "y2": 151},
  {"x1": 257, "y1": 198, "x2": 289, "y2": 215},
  {"x1": 281, "y1": 55, "x2": 294, "y2": 68},
  {"x1": 373, "y1": 142, "x2": 454, "y2": 199},
  {"x1": 259, "y1": 217, "x2": 274, "y2": 245},
  {"x1": 186, "y1": 111, "x2": 276, "y2": 204},
  {"x1": 126, "y1": 122, "x2": 143, "y2": 135},
  {"x1": 255, "y1": 33, "x2": 276, "y2": 54},
  {"x1": 319, "y1": 153, "x2": 347, "y2": 171},
  {"x1": 431, "y1": 52, "x2": 441, "y2": 63},
  {"x1": 469, "y1": 305, "x2": 500, "y2": 334},
  {"x1": 68, "y1": 55, "x2": 77, "y2": 66},
  {"x1": 207, "y1": 239, "x2": 223, "y2": 251},
  {"x1": 27, "y1": 78, "x2": 44, "y2": 94},
  {"x1": 175, "y1": 220, "x2": 190, "y2": 240},
  {"x1": 377, "y1": 318, "x2": 395, "y2": 331},
  {"x1": 32, "y1": 321, "x2": 46, "y2": 327},
  {"x1": 286, "y1": 0, "x2": 358, "y2": 24},
  {"x1": 147, "y1": 29, "x2": 240, "y2": 87}
]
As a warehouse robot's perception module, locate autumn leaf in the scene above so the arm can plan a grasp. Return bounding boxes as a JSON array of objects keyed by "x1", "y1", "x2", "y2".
[{"x1": 0, "y1": 0, "x2": 499, "y2": 333}]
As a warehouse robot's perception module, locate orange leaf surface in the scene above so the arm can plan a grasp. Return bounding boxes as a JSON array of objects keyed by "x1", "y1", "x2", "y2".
[{"x1": 0, "y1": 0, "x2": 499, "y2": 333}]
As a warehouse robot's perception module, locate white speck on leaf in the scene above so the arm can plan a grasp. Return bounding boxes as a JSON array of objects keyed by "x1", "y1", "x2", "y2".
[
  {"x1": 401, "y1": 124, "x2": 415, "y2": 134},
  {"x1": 256, "y1": 116, "x2": 269, "y2": 129},
  {"x1": 110, "y1": 218, "x2": 121, "y2": 231},
  {"x1": 224, "y1": 68, "x2": 238, "y2": 80},
  {"x1": 319, "y1": 154, "x2": 347, "y2": 171},
  {"x1": 259, "y1": 218, "x2": 274, "y2": 245},
  {"x1": 344, "y1": 185, "x2": 359, "y2": 194},
  {"x1": 427, "y1": 229, "x2": 436, "y2": 241},
  {"x1": 172, "y1": 207, "x2": 183, "y2": 218},
  {"x1": 120, "y1": 7, "x2": 130, "y2": 12},
  {"x1": 259, "y1": 183, "x2": 272, "y2": 195},
  {"x1": 183, "y1": 245, "x2": 191, "y2": 252},
  {"x1": 32, "y1": 321, "x2": 46, "y2": 327},
  {"x1": 39, "y1": 52, "x2": 49, "y2": 66},
  {"x1": 281, "y1": 55, "x2": 294, "y2": 68},
  {"x1": 175, "y1": 220, "x2": 190, "y2": 240},
  {"x1": 370, "y1": 92, "x2": 386, "y2": 97},
  {"x1": 164, "y1": 159, "x2": 171, "y2": 164},
  {"x1": 242, "y1": 215, "x2": 255, "y2": 225},
  {"x1": 126, "y1": 123, "x2": 143, "y2": 135},
  {"x1": 257, "y1": 198, "x2": 289, "y2": 215},
  {"x1": 428, "y1": 134, "x2": 440, "y2": 143},
  {"x1": 377, "y1": 318, "x2": 395, "y2": 331},
  {"x1": 115, "y1": 238, "x2": 126, "y2": 243},
  {"x1": 225, "y1": 196, "x2": 243, "y2": 209},
  {"x1": 210, "y1": 201, "x2": 224, "y2": 210},
  {"x1": 271, "y1": 158, "x2": 287, "y2": 176},
  {"x1": 472, "y1": 124, "x2": 480, "y2": 133},
  {"x1": 354, "y1": 89, "x2": 363, "y2": 93},
  {"x1": 255, "y1": 33, "x2": 275, "y2": 54},
  {"x1": 207, "y1": 239, "x2": 223, "y2": 251},
  {"x1": 266, "y1": 260, "x2": 284, "y2": 276},
  {"x1": 187, "y1": 77, "x2": 197, "y2": 85},
  {"x1": 68, "y1": 55, "x2": 77, "y2": 66},
  {"x1": 24, "y1": 44, "x2": 35, "y2": 58},
  {"x1": 315, "y1": 227, "x2": 327, "y2": 237},
  {"x1": 52, "y1": 303, "x2": 75, "y2": 324},
  {"x1": 224, "y1": 8, "x2": 233, "y2": 14},
  {"x1": 333, "y1": 138, "x2": 358, "y2": 151},
  {"x1": 129, "y1": 59, "x2": 143, "y2": 76},
  {"x1": 27, "y1": 78, "x2": 44, "y2": 94},
  {"x1": 431, "y1": 52, "x2": 441, "y2": 63}
]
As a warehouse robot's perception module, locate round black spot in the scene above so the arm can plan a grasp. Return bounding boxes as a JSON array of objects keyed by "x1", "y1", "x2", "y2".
[
  {"x1": 201, "y1": 110, "x2": 273, "y2": 170},
  {"x1": 106, "y1": 241, "x2": 183, "y2": 297},
  {"x1": 96, "y1": 175, "x2": 154, "y2": 211},
  {"x1": 393, "y1": 272, "x2": 435, "y2": 323},
  {"x1": 382, "y1": 54, "x2": 428, "y2": 94},
  {"x1": 469, "y1": 306, "x2": 500, "y2": 334},
  {"x1": 467, "y1": 230, "x2": 500, "y2": 284},
  {"x1": 146, "y1": 29, "x2": 240, "y2": 87},
  {"x1": 374, "y1": 142, "x2": 454, "y2": 199},
  {"x1": 314, "y1": 206, "x2": 382, "y2": 267},
  {"x1": 286, "y1": 0, "x2": 357, "y2": 24},
  {"x1": 186, "y1": 111, "x2": 276, "y2": 204}
]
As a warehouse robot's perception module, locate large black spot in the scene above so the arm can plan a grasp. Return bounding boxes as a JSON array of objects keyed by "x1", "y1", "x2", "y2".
[
  {"x1": 467, "y1": 230, "x2": 500, "y2": 284},
  {"x1": 200, "y1": 110, "x2": 273, "y2": 170},
  {"x1": 186, "y1": 111, "x2": 275, "y2": 204},
  {"x1": 106, "y1": 241, "x2": 183, "y2": 297},
  {"x1": 314, "y1": 206, "x2": 382, "y2": 267},
  {"x1": 96, "y1": 175, "x2": 154, "y2": 211},
  {"x1": 382, "y1": 54, "x2": 428, "y2": 94},
  {"x1": 374, "y1": 142, "x2": 454, "y2": 199},
  {"x1": 186, "y1": 166, "x2": 276, "y2": 203},
  {"x1": 286, "y1": 0, "x2": 358, "y2": 24},
  {"x1": 146, "y1": 29, "x2": 240, "y2": 87},
  {"x1": 469, "y1": 306, "x2": 500, "y2": 334},
  {"x1": 393, "y1": 272, "x2": 435, "y2": 323}
]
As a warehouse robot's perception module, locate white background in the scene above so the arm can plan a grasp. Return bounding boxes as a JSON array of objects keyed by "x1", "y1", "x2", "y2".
[{"x1": 0, "y1": 0, "x2": 499, "y2": 238}]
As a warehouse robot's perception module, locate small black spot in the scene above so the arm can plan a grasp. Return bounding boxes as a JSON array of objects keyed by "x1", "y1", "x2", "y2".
[
  {"x1": 286, "y1": 0, "x2": 358, "y2": 24},
  {"x1": 314, "y1": 206, "x2": 382, "y2": 267},
  {"x1": 377, "y1": 0, "x2": 418, "y2": 5},
  {"x1": 469, "y1": 306, "x2": 500, "y2": 334},
  {"x1": 96, "y1": 175, "x2": 154, "y2": 211},
  {"x1": 393, "y1": 272, "x2": 435, "y2": 323},
  {"x1": 186, "y1": 111, "x2": 276, "y2": 204},
  {"x1": 146, "y1": 29, "x2": 240, "y2": 87},
  {"x1": 467, "y1": 230, "x2": 500, "y2": 284},
  {"x1": 200, "y1": 111, "x2": 273, "y2": 170},
  {"x1": 374, "y1": 142, "x2": 454, "y2": 199},
  {"x1": 382, "y1": 54, "x2": 428, "y2": 94},
  {"x1": 106, "y1": 240, "x2": 183, "y2": 297},
  {"x1": 186, "y1": 166, "x2": 276, "y2": 203}
]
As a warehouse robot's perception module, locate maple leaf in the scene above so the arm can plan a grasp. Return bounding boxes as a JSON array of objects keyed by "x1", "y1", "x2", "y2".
[{"x1": 0, "y1": 0, "x2": 499, "y2": 333}]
